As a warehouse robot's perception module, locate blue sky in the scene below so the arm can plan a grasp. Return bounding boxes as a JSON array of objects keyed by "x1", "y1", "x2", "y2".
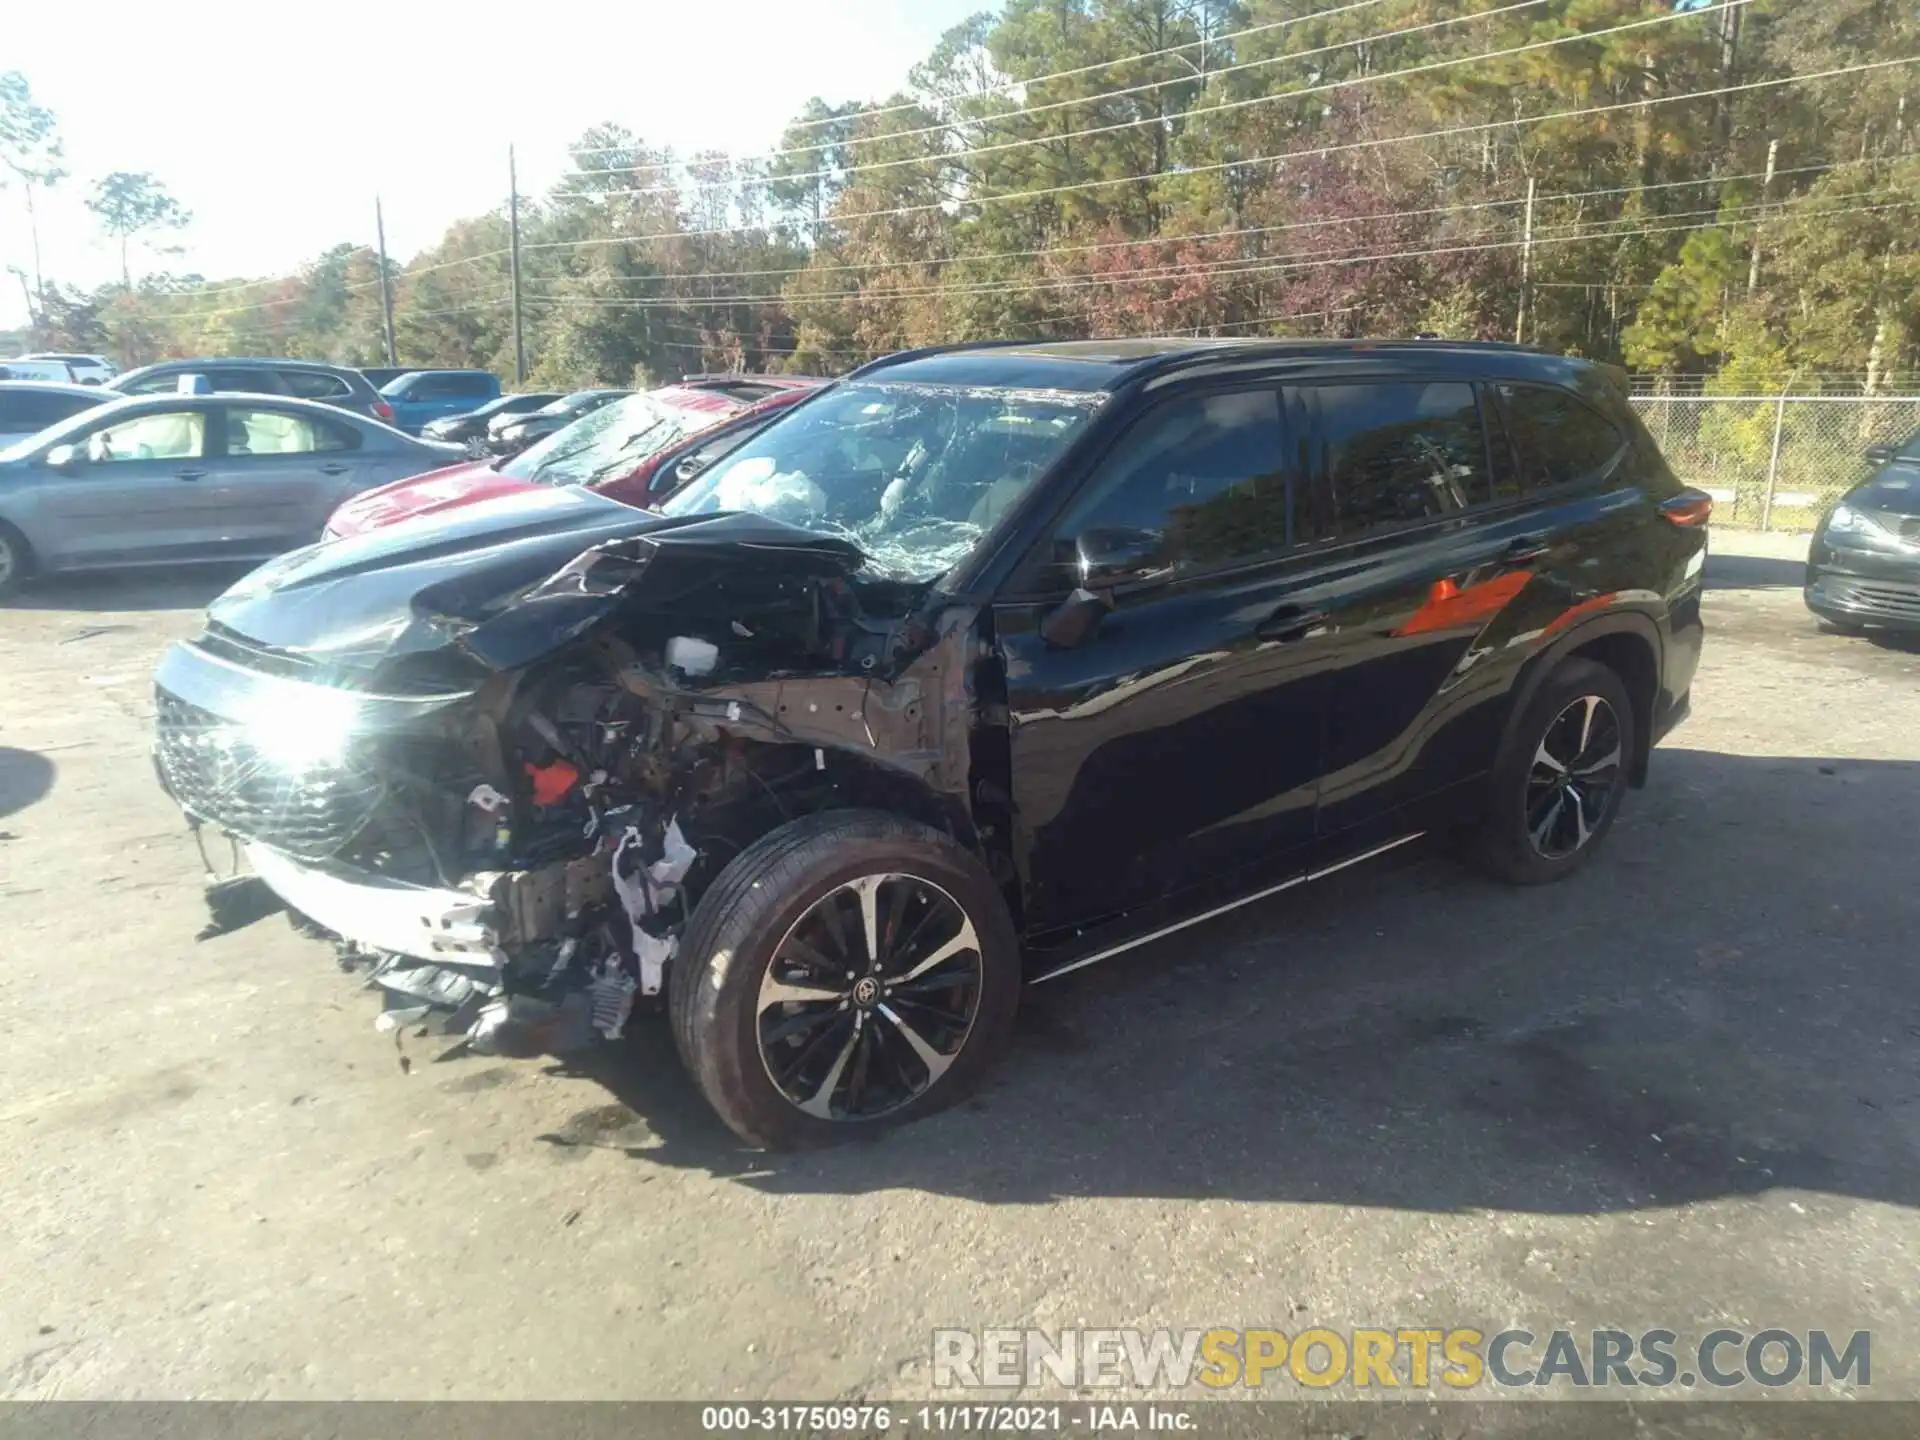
[{"x1": 1, "y1": 0, "x2": 984, "y2": 327}]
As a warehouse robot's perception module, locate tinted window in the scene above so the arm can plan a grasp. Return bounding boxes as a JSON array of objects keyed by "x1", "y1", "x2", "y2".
[
  {"x1": 445, "y1": 372, "x2": 497, "y2": 397},
  {"x1": 84, "y1": 410, "x2": 206, "y2": 462},
  {"x1": 225, "y1": 407, "x2": 357, "y2": 455},
  {"x1": 0, "y1": 391, "x2": 97, "y2": 428},
  {"x1": 1312, "y1": 381, "x2": 1489, "y2": 536},
  {"x1": 1058, "y1": 388, "x2": 1310, "y2": 570},
  {"x1": 1497, "y1": 383, "x2": 1623, "y2": 488},
  {"x1": 121, "y1": 372, "x2": 179, "y2": 396},
  {"x1": 208, "y1": 369, "x2": 278, "y2": 394},
  {"x1": 280, "y1": 370, "x2": 353, "y2": 400}
]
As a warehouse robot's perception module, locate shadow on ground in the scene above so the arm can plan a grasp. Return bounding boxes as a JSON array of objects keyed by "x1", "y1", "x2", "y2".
[
  {"x1": 563, "y1": 748, "x2": 1920, "y2": 1215},
  {"x1": 0, "y1": 748, "x2": 55, "y2": 820},
  {"x1": 2, "y1": 564, "x2": 252, "y2": 615}
]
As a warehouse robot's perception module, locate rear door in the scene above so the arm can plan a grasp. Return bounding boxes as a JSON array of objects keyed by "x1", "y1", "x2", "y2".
[
  {"x1": 204, "y1": 403, "x2": 375, "y2": 548},
  {"x1": 28, "y1": 406, "x2": 218, "y2": 565},
  {"x1": 996, "y1": 384, "x2": 1335, "y2": 936},
  {"x1": 1298, "y1": 377, "x2": 1635, "y2": 845}
]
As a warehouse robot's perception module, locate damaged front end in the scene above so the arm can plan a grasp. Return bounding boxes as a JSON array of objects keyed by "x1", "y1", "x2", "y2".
[{"x1": 152, "y1": 497, "x2": 981, "y2": 1059}]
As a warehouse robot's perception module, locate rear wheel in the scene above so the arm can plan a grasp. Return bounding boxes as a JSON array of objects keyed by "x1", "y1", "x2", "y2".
[
  {"x1": 1471, "y1": 658, "x2": 1635, "y2": 885},
  {"x1": 670, "y1": 809, "x2": 1021, "y2": 1149},
  {"x1": 0, "y1": 523, "x2": 33, "y2": 599}
]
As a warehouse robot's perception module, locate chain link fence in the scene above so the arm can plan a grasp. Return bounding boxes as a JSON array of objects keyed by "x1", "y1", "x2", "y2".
[{"x1": 1630, "y1": 395, "x2": 1920, "y2": 531}]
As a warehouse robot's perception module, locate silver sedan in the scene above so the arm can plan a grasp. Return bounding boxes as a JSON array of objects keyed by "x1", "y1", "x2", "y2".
[{"x1": 0, "y1": 392, "x2": 465, "y2": 596}]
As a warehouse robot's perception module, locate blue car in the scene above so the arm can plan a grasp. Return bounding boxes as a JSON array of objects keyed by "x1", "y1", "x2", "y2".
[{"x1": 378, "y1": 370, "x2": 502, "y2": 434}]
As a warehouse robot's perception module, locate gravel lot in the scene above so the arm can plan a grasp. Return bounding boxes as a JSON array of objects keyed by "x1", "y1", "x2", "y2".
[{"x1": 3, "y1": 531, "x2": 1918, "y2": 1403}]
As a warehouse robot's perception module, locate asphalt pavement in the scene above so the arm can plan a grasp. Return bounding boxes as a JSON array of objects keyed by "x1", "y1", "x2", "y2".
[{"x1": 1, "y1": 531, "x2": 1917, "y2": 1404}]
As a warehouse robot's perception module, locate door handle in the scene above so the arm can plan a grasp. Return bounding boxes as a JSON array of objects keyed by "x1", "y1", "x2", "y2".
[
  {"x1": 318, "y1": 462, "x2": 350, "y2": 475},
  {"x1": 1258, "y1": 606, "x2": 1329, "y2": 643},
  {"x1": 174, "y1": 468, "x2": 207, "y2": 481}
]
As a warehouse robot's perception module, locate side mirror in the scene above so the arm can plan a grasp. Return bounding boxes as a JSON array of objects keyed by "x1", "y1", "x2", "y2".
[
  {"x1": 1074, "y1": 524, "x2": 1169, "y2": 588},
  {"x1": 1865, "y1": 443, "x2": 1896, "y2": 466},
  {"x1": 44, "y1": 442, "x2": 81, "y2": 473}
]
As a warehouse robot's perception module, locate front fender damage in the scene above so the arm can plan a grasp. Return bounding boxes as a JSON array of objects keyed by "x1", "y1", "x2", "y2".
[{"x1": 200, "y1": 516, "x2": 984, "y2": 1067}]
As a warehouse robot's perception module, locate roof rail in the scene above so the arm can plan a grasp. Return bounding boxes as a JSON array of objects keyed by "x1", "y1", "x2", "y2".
[{"x1": 845, "y1": 338, "x2": 1046, "y2": 379}]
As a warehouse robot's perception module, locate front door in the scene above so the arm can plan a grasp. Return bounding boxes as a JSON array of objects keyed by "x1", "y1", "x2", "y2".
[
  {"x1": 32, "y1": 406, "x2": 220, "y2": 566},
  {"x1": 996, "y1": 385, "x2": 1340, "y2": 938}
]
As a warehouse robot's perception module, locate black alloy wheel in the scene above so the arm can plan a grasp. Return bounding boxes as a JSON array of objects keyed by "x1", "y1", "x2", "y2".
[
  {"x1": 670, "y1": 809, "x2": 1021, "y2": 1149},
  {"x1": 1524, "y1": 693, "x2": 1625, "y2": 860},
  {"x1": 1469, "y1": 656, "x2": 1636, "y2": 885},
  {"x1": 756, "y1": 872, "x2": 983, "y2": 1121}
]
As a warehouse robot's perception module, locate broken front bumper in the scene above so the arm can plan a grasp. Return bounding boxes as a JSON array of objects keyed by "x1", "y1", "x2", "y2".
[{"x1": 245, "y1": 843, "x2": 502, "y2": 964}]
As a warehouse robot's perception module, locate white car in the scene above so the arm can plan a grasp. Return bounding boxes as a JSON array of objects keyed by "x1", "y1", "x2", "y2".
[
  {"x1": 0, "y1": 358, "x2": 78, "y2": 383},
  {"x1": 21, "y1": 352, "x2": 119, "y2": 384}
]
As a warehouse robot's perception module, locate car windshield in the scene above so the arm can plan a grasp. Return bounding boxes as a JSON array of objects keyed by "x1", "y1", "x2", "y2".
[
  {"x1": 500, "y1": 393, "x2": 714, "y2": 487},
  {"x1": 659, "y1": 381, "x2": 1106, "y2": 583},
  {"x1": 543, "y1": 390, "x2": 605, "y2": 415},
  {"x1": 1896, "y1": 430, "x2": 1920, "y2": 462}
]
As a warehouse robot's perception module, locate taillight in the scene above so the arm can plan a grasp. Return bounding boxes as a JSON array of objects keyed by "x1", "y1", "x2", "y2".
[
  {"x1": 1660, "y1": 489, "x2": 1713, "y2": 527},
  {"x1": 373, "y1": 399, "x2": 395, "y2": 423}
]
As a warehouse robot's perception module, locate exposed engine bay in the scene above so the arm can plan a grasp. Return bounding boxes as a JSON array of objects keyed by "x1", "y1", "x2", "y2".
[{"x1": 152, "y1": 505, "x2": 984, "y2": 1061}]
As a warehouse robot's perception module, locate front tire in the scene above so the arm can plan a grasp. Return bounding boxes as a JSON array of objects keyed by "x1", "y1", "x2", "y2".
[
  {"x1": 670, "y1": 809, "x2": 1021, "y2": 1149},
  {"x1": 1471, "y1": 658, "x2": 1635, "y2": 885}
]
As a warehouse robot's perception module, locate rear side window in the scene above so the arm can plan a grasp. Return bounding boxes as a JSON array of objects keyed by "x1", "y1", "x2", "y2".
[
  {"x1": 1495, "y1": 383, "x2": 1624, "y2": 489},
  {"x1": 1310, "y1": 381, "x2": 1490, "y2": 536},
  {"x1": 225, "y1": 406, "x2": 359, "y2": 454},
  {"x1": 1058, "y1": 388, "x2": 1313, "y2": 569},
  {"x1": 446, "y1": 372, "x2": 496, "y2": 397},
  {"x1": 280, "y1": 370, "x2": 353, "y2": 400}
]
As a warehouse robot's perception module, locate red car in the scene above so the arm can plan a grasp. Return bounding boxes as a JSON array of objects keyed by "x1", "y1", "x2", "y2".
[{"x1": 322, "y1": 377, "x2": 825, "y2": 540}]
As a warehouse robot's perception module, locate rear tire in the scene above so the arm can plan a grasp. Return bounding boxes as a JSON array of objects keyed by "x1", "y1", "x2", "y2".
[
  {"x1": 670, "y1": 809, "x2": 1021, "y2": 1149},
  {"x1": 1471, "y1": 658, "x2": 1635, "y2": 886},
  {"x1": 0, "y1": 522, "x2": 33, "y2": 599}
]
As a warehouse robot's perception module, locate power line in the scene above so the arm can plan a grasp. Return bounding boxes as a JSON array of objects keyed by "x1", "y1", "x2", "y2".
[
  {"x1": 521, "y1": 198, "x2": 1916, "y2": 310},
  {"x1": 565, "y1": 0, "x2": 1403, "y2": 156},
  {"x1": 575, "y1": 0, "x2": 1564, "y2": 183},
  {"x1": 538, "y1": 56, "x2": 1916, "y2": 241},
  {"x1": 517, "y1": 160, "x2": 1849, "y2": 288},
  {"x1": 562, "y1": 2, "x2": 1737, "y2": 200}
]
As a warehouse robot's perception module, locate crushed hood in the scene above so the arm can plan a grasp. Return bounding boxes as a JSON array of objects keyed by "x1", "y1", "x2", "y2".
[{"x1": 206, "y1": 485, "x2": 865, "y2": 675}]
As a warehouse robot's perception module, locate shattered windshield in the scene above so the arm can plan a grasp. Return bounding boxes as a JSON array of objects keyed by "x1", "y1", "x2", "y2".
[
  {"x1": 658, "y1": 381, "x2": 1106, "y2": 582},
  {"x1": 500, "y1": 394, "x2": 713, "y2": 488}
]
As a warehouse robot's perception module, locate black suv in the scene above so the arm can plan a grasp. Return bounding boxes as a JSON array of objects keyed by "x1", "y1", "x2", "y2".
[
  {"x1": 107, "y1": 358, "x2": 393, "y2": 425},
  {"x1": 150, "y1": 338, "x2": 1708, "y2": 1148}
]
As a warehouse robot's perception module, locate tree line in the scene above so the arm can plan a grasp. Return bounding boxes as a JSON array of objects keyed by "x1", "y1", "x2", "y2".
[{"x1": 5, "y1": 0, "x2": 1916, "y2": 394}]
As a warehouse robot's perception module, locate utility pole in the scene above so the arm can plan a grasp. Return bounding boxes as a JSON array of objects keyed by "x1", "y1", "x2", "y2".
[
  {"x1": 1515, "y1": 176, "x2": 1536, "y2": 345},
  {"x1": 509, "y1": 145, "x2": 527, "y2": 385},
  {"x1": 1713, "y1": 0, "x2": 1742, "y2": 181},
  {"x1": 375, "y1": 196, "x2": 398, "y2": 366},
  {"x1": 1747, "y1": 137, "x2": 1777, "y2": 293}
]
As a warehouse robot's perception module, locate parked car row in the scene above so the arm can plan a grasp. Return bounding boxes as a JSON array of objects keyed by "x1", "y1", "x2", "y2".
[{"x1": 0, "y1": 360, "x2": 821, "y2": 596}]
